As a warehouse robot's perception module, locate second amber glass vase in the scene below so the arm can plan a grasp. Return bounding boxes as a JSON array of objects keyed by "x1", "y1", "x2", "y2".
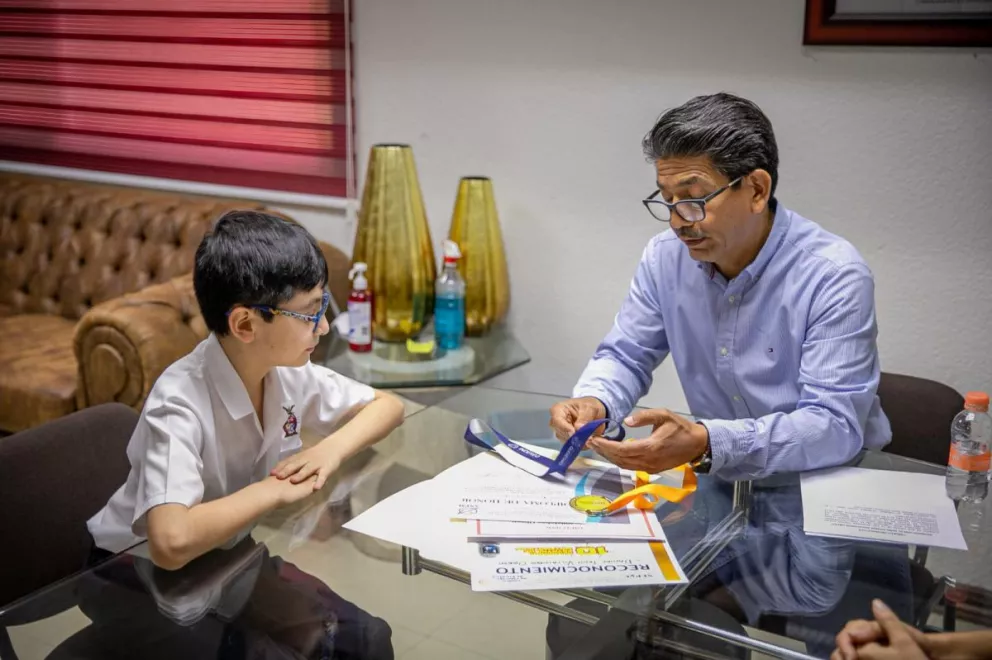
[
  {"x1": 447, "y1": 176, "x2": 510, "y2": 336},
  {"x1": 352, "y1": 144, "x2": 437, "y2": 342}
]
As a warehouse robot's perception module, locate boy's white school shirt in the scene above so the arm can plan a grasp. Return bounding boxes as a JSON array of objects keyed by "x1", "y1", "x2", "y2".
[{"x1": 87, "y1": 333, "x2": 375, "y2": 553}]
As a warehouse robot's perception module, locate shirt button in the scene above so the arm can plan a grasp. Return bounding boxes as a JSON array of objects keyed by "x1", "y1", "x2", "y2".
[
  {"x1": 733, "y1": 395, "x2": 741, "y2": 402},
  {"x1": 728, "y1": 296, "x2": 736, "y2": 304},
  {"x1": 720, "y1": 347, "x2": 729, "y2": 356}
]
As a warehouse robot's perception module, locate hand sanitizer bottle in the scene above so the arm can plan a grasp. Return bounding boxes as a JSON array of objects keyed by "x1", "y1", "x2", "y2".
[{"x1": 347, "y1": 262, "x2": 372, "y2": 353}]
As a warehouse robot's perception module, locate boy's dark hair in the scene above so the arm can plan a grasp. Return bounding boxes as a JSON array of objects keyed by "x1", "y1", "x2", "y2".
[
  {"x1": 643, "y1": 92, "x2": 779, "y2": 197},
  {"x1": 193, "y1": 210, "x2": 328, "y2": 336}
]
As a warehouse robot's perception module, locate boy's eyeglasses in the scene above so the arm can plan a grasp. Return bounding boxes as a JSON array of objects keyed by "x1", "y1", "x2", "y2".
[{"x1": 229, "y1": 291, "x2": 331, "y2": 333}]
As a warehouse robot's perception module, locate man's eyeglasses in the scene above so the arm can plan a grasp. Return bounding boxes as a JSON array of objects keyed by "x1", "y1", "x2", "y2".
[
  {"x1": 229, "y1": 291, "x2": 331, "y2": 333},
  {"x1": 642, "y1": 176, "x2": 743, "y2": 223}
]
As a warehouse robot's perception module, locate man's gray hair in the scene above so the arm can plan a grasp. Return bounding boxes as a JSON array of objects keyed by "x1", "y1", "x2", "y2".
[{"x1": 643, "y1": 92, "x2": 779, "y2": 197}]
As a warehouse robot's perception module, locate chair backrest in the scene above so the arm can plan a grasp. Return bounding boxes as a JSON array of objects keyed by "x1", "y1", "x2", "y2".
[
  {"x1": 0, "y1": 174, "x2": 265, "y2": 320},
  {"x1": 0, "y1": 403, "x2": 136, "y2": 608},
  {"x1": 877, "y1": 372, "x2": 964, "y2": 466}
]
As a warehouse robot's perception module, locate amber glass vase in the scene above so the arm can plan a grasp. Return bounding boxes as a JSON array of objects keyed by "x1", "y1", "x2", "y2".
[
  {"x1": 447, "y1": 176, "x2": 510, "y2": 336},
  {"x1": 352, "y1": 144, "x2": 436, "y2": 342}
]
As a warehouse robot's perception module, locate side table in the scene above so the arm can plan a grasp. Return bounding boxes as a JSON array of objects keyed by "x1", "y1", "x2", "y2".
[{"x1": 313, "y1": 324, "x2": 529, "y2": 389}]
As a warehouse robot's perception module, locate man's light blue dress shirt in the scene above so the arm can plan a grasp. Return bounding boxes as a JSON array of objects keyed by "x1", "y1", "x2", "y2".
[{"x1": 574, "y1": 202, "x2": 891, "y2": 480}]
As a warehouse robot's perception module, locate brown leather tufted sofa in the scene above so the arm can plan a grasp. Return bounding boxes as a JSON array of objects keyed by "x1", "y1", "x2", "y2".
[{"x1": 0, "y1": 174, "x2": 351, "y2": 433}]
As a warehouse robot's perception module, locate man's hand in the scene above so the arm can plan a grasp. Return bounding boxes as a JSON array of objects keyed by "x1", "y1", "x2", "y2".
[
  {"x1": 270, "y1": 443, "x2": 342, "y2": 490},
  {"x1": 588, "y1": 409, "x2": 708, "y2": 474},
  {"x1": 831, "y1": 600, "x2": 929, "y2": 660},
  {"x1": 549, "y1": 397, "x2": 607, "y2": 442}
]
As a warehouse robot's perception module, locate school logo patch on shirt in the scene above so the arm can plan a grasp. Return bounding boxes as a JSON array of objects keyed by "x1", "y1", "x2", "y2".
[{"x1": 282, "y1": 405, "x2": 299, "y2": 438}]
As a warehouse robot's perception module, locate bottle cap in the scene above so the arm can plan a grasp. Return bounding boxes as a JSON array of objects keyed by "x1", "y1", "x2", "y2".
[
  {"x1": 964, "y1": 391, "x2": 989, "y2": 412},
  {"x1": 348, "y1": 262, "x2": 368, "y2": 291},
  {"x1": 443, "y1": 239, "x2": 462, "y2": 263}
]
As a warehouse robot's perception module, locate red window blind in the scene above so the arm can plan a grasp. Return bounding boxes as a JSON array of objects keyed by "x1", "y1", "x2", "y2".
[{"x1": 0, "y1": 0, "x2": 352, "y2": 197}]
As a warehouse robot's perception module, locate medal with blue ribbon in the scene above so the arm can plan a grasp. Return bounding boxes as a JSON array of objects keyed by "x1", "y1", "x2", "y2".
[
  {"x1": 464, "y1": 418, "x2": 697, "y2": 515},
  {"x1": 464, "y1": 417, "x2": 622, "y2": 478}
]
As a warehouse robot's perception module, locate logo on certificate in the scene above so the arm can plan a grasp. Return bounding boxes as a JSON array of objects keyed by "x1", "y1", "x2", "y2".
[{"x1": 479, "y1": 543, "x2": 500, "y2": 558}]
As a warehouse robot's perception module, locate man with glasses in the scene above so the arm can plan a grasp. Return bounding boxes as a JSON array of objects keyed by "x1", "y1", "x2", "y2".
[{"x1": 550, "y1": 93, "x2": 891, "y2": 480}]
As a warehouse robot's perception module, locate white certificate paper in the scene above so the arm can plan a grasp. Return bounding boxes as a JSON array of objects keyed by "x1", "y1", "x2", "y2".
[
  {"x1": 470, "y1": 541, "x2": 687, "y2": 592},
  {"x1": 801, "y1": 467, "x2": 967, "y2": 551}
]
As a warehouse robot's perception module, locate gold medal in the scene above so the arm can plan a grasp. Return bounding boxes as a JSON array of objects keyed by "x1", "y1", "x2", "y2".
[{"x1": 569, "y1": 495, "x2": 612, "y2": 516}]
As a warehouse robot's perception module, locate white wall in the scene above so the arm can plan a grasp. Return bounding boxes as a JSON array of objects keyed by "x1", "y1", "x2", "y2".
[
  {"x1": 271, "y1": 203, "x2": 354, "y2": 254},
  {"x1": 28, "y1": 0, "x2": 986, "y2": 406},
  {"x1": 338, "y1": 0, "x2": 992, "y2": 408}
]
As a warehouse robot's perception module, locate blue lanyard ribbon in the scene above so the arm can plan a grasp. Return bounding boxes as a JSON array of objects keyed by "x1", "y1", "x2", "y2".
[{"x1": 464, "y1": 418, "x2": 625, "y2": 478}]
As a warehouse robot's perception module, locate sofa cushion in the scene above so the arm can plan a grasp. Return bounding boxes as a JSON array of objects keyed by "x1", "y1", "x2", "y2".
[
  {"x1": 0, "y1": 314, "x2": 78, "y2": 432},
  {"x1": 0, "y1": 174, "x2": 263, "y2": 320}
]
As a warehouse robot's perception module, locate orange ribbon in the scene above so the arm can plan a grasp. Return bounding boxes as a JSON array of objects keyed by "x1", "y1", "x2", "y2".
[{"x1": 602, "y1": 464, "x2": 698, "y2": 514}]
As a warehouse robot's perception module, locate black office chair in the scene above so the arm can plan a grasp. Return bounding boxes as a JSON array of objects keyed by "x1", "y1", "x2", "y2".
[
  {"x1": 0, "y1": 403, "x2": 137, "y2": 660},
  {"x1": 877, "y1": 371, "x2": 964, "y2": 467}
]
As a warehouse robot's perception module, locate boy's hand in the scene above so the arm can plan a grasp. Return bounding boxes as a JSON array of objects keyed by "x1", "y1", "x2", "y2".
[
  {"x1": 267, "y1": 474, "x2": 321, "y2": 506},
  {"x1": 271, "y1": 444, "x2": 342, "y2": 490}
]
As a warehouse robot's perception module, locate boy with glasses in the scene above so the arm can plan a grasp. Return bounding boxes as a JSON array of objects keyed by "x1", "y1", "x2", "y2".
[{"x1": 84, "y1": 210, "x2": 403, "y2": 657}]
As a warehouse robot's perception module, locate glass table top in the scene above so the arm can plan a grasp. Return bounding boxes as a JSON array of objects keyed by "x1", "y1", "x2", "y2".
[
  {"x1": 312, "y1": 325, "x2": 530, "y2": 389},
  {"x1": 3, "y1": 386, "x2": 989, "y2": 660}
]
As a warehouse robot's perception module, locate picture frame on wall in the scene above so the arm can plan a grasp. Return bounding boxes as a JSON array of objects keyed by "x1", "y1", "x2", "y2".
[{"x1": 804, "y1": 0, "x2": 992, "y2": 46}]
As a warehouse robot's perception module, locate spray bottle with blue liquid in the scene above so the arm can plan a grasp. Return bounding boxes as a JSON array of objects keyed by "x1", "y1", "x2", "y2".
[{"x1": 434, "y1": 240, "x2": 466, "y2": 350}]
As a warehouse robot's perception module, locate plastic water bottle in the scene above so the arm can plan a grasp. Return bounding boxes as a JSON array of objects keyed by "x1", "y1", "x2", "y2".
[
  {"x1": 945, "y1": 392, "x2": 992, "y2": 505},
  {"x1": 434, "y1": 240, "x2": 466, "y2": 350}
]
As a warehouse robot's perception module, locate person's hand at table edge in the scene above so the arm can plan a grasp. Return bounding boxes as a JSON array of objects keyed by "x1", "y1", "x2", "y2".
[
  {"x1": 588, "y1": 408, "x2": 708, "y2": 474},
  {"x1": 832, "y1": 600, "x2": 929, "y2": 660},
  {"x1": 832, "y1": 598, "x2": 992, "y2": 660}
]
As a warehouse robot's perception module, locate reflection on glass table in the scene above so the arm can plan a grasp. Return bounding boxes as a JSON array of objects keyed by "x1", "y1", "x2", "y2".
[
  {"x1": 355, "y1": 387, "x2": 992, "y2": 660},
  {"x1": 312, "y1": 324, "x2": 530, "y2": 389},
  {"x1": 3, "y1": 386, "x2": 991, "y2": 660}
]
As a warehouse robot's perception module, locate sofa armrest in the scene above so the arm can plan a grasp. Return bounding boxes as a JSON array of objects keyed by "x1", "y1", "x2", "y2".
[
  {"x1": 318, "y1": 240, "x2": 352, "y2": 315},
  {"x1": 73, "y1": 237, "x2": 349, "y2": 411},
  {"x1": 74, "y1": 275, "x2": 205, "y2": 411}
]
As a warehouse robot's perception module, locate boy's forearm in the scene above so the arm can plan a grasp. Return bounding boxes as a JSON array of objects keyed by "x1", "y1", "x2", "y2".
[
  {"x1": 181, "y1": 479, "x2": 282, "y2": 557},
  {"x1": 318, "y1": 392, "x2": 404, "y2": 462},
  {"x1": 149, "y1": 478, "x2": 281, "y2": 570}
]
